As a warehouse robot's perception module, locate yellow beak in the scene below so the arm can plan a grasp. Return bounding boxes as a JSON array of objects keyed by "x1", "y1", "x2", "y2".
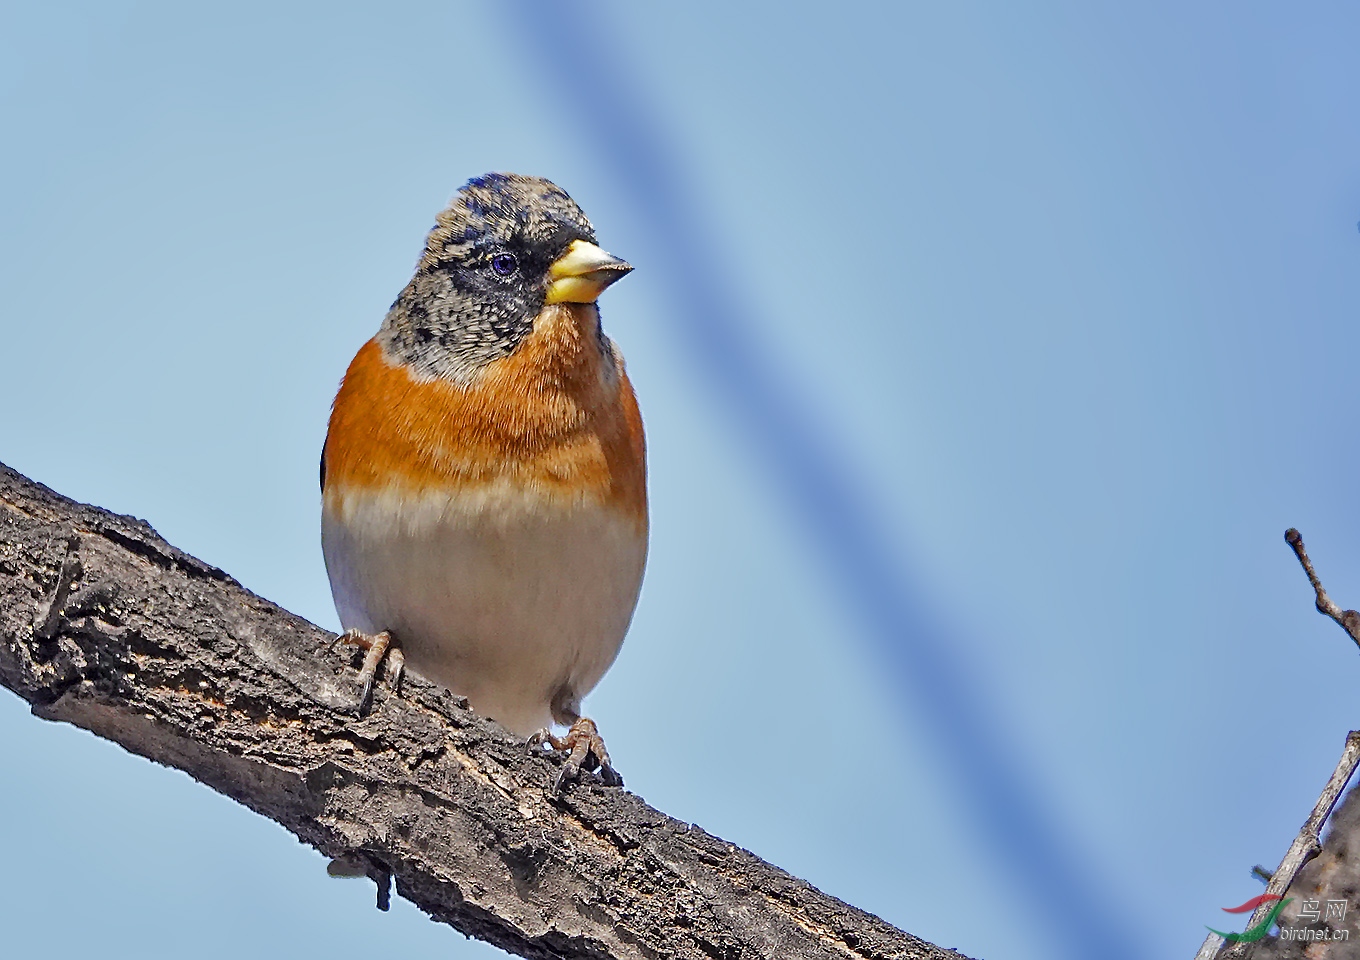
[{"x1": 545, "y1": 239, "x2": 633, "y2": 304}]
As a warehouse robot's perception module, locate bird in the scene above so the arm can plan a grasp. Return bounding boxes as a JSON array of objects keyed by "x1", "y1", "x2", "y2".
[{"x1": 319, "y1": 173, "x2": 646, "y2": 786}]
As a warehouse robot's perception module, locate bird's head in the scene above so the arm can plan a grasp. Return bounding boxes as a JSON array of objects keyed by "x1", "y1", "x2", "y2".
[{"x1": 379, "y1": 173, "x2": 632, "y2": 384}]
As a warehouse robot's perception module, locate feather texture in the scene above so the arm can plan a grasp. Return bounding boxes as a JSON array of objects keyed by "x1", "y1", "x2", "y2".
[{"x1": 321, "y1": 302, "x2": 646, "y2": 734}]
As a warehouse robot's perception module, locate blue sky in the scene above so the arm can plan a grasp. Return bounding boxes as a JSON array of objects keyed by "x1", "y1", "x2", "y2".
[{"x1": 3, "y1": 4, "x2": 1359, "y2": 959}]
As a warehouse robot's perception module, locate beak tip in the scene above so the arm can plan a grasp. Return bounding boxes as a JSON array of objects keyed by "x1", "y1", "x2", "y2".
[{"x1": 545, "y1": 240, "x2": 633, "y2": 303}]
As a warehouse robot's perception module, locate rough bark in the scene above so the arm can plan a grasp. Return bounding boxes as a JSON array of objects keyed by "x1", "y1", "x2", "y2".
[{"x1": 0, "y1": 462, "x2": 967, "y2": 960}]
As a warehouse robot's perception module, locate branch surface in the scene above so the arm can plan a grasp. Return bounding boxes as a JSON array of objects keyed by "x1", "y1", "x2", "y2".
[{"x1": 0, "y1": 462, "x2": 965, "y2": 960}]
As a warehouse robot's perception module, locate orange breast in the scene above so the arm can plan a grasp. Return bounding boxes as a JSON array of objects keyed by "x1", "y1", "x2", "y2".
[{"x1": 322, "y1": 303, "x2": 647, "y2": 528}]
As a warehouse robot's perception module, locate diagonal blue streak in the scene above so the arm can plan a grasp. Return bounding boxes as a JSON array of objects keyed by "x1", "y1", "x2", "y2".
[{"x1": 506, "y1": 5, "x2": 1146, "y2": 957}]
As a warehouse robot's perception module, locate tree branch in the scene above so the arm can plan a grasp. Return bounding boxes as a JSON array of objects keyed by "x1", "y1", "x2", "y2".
[
  {"x1": 0, "y1": 462, "x2": 965, "y2": 960},
  {"x1": 1284, "y1": 528, "x2": 1360, "y2": 651},
  {"x1": 1193, "y1": 530, "x2": 1360, "y2": 959},
  {"x1": 1205, "y1": 732, "x2": 1360, "y2": 960}
]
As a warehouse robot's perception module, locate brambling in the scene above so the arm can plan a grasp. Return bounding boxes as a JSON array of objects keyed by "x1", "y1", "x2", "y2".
[{"x1": 320, "y1": 174, "x2": 645, "y2": 783}]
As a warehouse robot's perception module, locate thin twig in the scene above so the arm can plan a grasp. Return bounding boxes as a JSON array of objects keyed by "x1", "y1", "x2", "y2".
[
  {"x1": 1195, "y1": 732, "x2": 1360, "y2": 960},
  {"x1": 1194, "y1": 929, "x2": 1226, "y2": 959},
  {"x1": 1194, "y1": 529, "x2": 1360, "y2": 959},
  {"x1": 1285, "y1": 528, "x2": 1360, "y2": 649}
]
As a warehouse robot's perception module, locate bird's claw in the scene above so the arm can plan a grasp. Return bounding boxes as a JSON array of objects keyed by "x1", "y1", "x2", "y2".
[
  {"x1": 529, "y1": 717, "x2": 623, "y2": 793},
  {"x1": 338, "y1": 628, "x2": 404, "y2": 715}
]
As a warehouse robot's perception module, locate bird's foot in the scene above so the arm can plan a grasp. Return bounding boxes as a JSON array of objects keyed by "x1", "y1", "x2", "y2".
[
  {"x1": 336, "y1": 628, "x2": 404, "y2": 715},
  {"x1": 529, "y1": 717, "x2": 623, "y2": 793}
]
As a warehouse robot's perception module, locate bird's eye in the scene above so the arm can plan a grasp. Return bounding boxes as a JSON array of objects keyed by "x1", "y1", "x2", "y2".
[{"x1": 490, "y1": 253, "x2": 518, "y2": 277}]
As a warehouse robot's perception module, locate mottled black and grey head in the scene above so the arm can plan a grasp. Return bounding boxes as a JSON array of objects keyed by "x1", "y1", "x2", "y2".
[{"x1": 376, "y1": 173, "x2": 631, "y2": 384}]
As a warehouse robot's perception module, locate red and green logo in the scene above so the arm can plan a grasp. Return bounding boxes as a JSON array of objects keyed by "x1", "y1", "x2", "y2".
[{"x1": 1208, "y1": 894, "x2": 1290, "y2": 943}]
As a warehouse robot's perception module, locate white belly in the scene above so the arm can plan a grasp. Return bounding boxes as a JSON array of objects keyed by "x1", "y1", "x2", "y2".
[{"x1": 321, "y1": 485, "x2": 647, "y2": 735}]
